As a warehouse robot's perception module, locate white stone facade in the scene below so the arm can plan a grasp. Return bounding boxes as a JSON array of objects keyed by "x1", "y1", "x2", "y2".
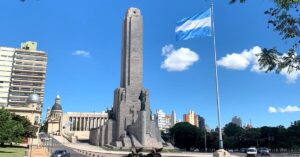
[
  {"x1": 46, "y1": 95, "x2": 108, "y2": 140},
  {"x1": 64, "y1": 112, "x2": 108, "y2": 131},
  {"x1": 62, "y1": 112, "x2": 108, "y2": 140}
]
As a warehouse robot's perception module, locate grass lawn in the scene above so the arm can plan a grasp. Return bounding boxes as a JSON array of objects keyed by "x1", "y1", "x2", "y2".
[{"x1": 0, "y1": 147, "x2": 25, "y2": 157}]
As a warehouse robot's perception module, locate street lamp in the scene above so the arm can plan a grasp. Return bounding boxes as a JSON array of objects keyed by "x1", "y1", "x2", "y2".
[
  {"x1": 45, "y1": 137, "x2": 51, "y2": 156},
  {"x1": 204, "y1": 128, "x2": 207, "y2": 152},
  {"x1": 48, "y1": 137, "x2": 53, "y2": 155}
]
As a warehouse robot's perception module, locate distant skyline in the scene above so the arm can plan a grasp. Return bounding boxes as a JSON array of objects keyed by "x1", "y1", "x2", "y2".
[{"x1": 0, "y1": 0, "x2": 299, "y2": 128}]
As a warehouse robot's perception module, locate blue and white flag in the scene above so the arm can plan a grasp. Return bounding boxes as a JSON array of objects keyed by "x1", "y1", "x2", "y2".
[{"x1": 175, "y1": 8, "x2": 212, "y2": 41}]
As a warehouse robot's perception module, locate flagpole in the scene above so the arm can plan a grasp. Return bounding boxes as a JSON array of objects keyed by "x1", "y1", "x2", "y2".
[{"x1": 210, "y1": 0, "x2": 223, "y2": 149}]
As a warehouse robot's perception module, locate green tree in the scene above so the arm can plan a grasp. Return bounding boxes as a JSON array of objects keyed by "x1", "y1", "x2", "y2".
[
  {"x1": 206, "y1": 131, "x2": 219, "y2": 151},
  {"x1": 240, "y1": 128, "x2": 261, "y2": 148},
  {"x1": 11, "y1": 114, "x2": 37, "y2": 138},
  {"x1": 0, "y1": 108, "x2": 25, "y2": 146},
  {"x1": 230, "y1": 0, "x2": 300, "y2": 74},
  {"x1": 287, "y1": 120, "x2": 300, "y2": 150},
  {"x1": 224, "y1": 123, "x2": 244, "y2": 137},
  {"x1": 259, "y1": 126, "x2": 288, "y2": 151},
  {"x1": 169, "y1": 122, "x2": 201, "y2": 151},
  {"x1": 223, "y1": 123, "x2": 244, "y2": 149}
]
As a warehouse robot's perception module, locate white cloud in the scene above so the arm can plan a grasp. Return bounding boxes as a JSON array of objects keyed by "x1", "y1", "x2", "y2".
[
  {"x1": 217, "y1": 46, "x2": 261, "y2": 70},
  {"x1": 218, "y1": 46, "x2": 300, "y2": 83},
  {"x1": 268, "y1": 106, "x2": 278, "y2": 113},
  {"x1": 268, "y1": 105, "x2": 300, "y2": 113},
  {"x1": 278, "y1": 105, "x2": 300, "y2": 113},
  {"x1": 72, "y1": 50, "x2": 91, "y2": 58},
  {"x1": 280, "y1": 68, "x2": 300, "y2": 84},
  {"x1": 216, "y1": 53, "x2": 250, "y2": 70},
  {"x1": 161, "y1": 44, "x2": 199, "y2": 72}
]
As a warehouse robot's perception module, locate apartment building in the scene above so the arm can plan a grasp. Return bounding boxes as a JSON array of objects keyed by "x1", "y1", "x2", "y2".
[
  {"x1": 154, "y1": 109, "x2": 177, "y2": 132},
  {"x1": 0, "y1": 41, "x2": 47, "y2": 107},
  {"x1": 183, "y1": 110, "x2": 199, "y2": 127},
  {"x1": 0, "y1": 47, "x2": 15, "y2": 107}
]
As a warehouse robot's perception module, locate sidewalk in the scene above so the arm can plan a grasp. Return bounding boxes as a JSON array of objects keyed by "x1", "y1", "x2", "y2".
[{"x1": 28, "y1": 147, "x2": 48, "y2": 157}]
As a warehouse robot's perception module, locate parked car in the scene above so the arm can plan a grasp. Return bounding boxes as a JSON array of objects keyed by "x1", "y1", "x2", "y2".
[
  {"x1": 246, "y1": 147, "x2": 257, "y2": 157},
  {"x1": 240, "y1": 148, "x2": 247, "y2": 153},
  {"x1": 260, "y1": 147, "x2": 270, "y2": 156},
  {"x1": 51, "y1": 150, "x2": 70, "y2": 157}
]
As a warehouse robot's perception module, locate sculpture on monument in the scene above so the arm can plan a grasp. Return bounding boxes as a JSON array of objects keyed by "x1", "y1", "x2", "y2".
[
  {"x1": 139, "y1": 91, "x2": 146, "y2": 111},
  {"x1": 89, "y1": 7, "x2": 168, "y2": 149}
]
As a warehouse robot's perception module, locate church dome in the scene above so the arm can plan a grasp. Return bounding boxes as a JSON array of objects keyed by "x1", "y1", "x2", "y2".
[
  {"x1": 51, "y1": 95, "x2": 62, "y2": 111},
  {"x1": 26, "y1": 91, "x2": 40, "y2": 103},
  {"x1": 51, "y1": 103, "x2": 62, "y2": 111}
]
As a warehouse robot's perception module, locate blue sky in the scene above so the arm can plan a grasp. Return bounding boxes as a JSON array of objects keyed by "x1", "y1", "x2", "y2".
[{"x1": 0, "y1": 0, "x2": 299, "y2": 128}]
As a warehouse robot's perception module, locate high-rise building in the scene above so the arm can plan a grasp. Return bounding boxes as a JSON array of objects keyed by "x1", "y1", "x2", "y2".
[
  {"x1": 0, "y1": 47, "x2": 14, "y2": 107},
  {"x1": 232, "y1": 116, "x2": 242, "y2": 127},
  {"x1": 0, "y1": 41, "x2": 47, "y2": 107},
  {"x1": 183, "y1": 110, "x2": 199, "y2": 127},
  {"x1": 198, "y1": 115, "x2": 205, "y2": 129},
  {"x1": 171, "y1": 110, "x2": 177, "y2": 127},
  {"x1": 154, "y1": 110, "x2": 169, "y2": 131},
  {"x1": 154, "y1": 109, "x2": 178, "y2": 132}
]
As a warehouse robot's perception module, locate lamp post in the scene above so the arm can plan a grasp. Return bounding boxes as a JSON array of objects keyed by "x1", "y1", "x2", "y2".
[
  {"x1": 51, "y1": 137, "x2": 53, "y2": 155},
  {"x1": 48, "y1": 137, "x2": 53, "y2": 155},
  {"x1": 204, "y1": 128, "x2": 207, "y2": 152},
  {"x1": 29, "y1": 134, "x2": 33, "y2": 157}
]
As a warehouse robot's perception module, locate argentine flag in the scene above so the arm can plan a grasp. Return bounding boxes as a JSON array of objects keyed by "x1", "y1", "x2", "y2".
[{"x1": 176, "y1": 8, "x2": 212, "y2": 41}]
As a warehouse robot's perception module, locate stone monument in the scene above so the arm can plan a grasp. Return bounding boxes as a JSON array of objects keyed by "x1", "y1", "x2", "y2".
[{"x1": 90, "y1": 7, "x2": 165, "y2": 149}]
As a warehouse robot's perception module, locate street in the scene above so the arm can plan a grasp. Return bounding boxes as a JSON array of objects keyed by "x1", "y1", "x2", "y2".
[
  {"x1": 230, "y1": 153, "x2": 300, "y2": 157},
  {"x1": 45, "y1": 137, "x2": 85, "y2": 157}
]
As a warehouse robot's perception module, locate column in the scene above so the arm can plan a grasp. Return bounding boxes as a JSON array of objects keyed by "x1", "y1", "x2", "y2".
[
  {"x1": 83, "y1": 117, "x2": 86, "y2": 131},
  {"x1": 90, "y1": 117, "x2": 92, "y2": 129},
  {"x1": 69, "y1": 117, "x2": 72, "y2": 131},
  {"x1": 83, "y1": 117, "x2": 85, "y2": 131},
  {"x1": 77, "y1": 117, "x2": 81, "y2": 131},
  {"x1": 87, "y1": 118, "x2": 89, "y2": 130},
  {"x1": 72, "y1": 117, "x2": 74, "y2": 131},
  {"x1": 93, "y1": 117, "x2": 96, "y2": 128},
  {"x1": 81, "y1": 117, "x2": 84, "y2": 131},
  {"x1": 95, "y1": 117, "x2": 99, "y2": 128},
  {"x1": 80, "y1": 117, "x2": 83, "y2": 131},
  {"x1": 86, "y1": 117, "x2": 88, "y2": 131},
  {"x1": 73, "y1": 117, "x2": 76, "y2": 131},
  {"x1": 100, "y1": 118, "x2": 103, "y2": 126},
  {"x1": 87, "y1": 117, "x2": 90, "y2": 130},
  {"x1": 72, "y1": 117, "x2": 75, "y2": 131}
]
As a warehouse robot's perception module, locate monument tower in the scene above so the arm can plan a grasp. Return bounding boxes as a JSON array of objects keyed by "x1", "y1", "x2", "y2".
[{"x1": 90, "y1": 7, "x2": 164, "y2": 149}]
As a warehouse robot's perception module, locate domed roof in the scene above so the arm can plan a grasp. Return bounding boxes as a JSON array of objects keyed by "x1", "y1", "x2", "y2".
[
  {"x1": 51, "y1": 95, "x2": 62, "y2": 111},
  {"x1": 26, "y1": 90, "x2": 40, "y2": 103},
  {"x1": 51, "y1": 103, "x2": 62, "y2": 111}
]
